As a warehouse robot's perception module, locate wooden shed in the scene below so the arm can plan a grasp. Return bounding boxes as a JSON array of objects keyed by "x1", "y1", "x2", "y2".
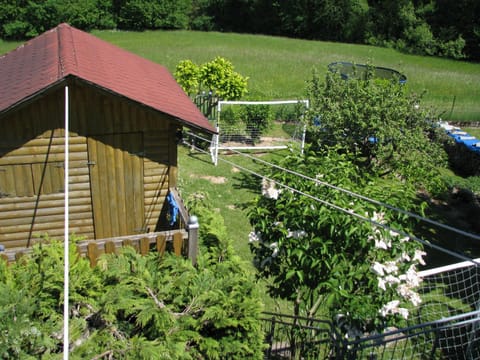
[{"x1": 0, "y1": 23, "x2": 215, "y2": 252}]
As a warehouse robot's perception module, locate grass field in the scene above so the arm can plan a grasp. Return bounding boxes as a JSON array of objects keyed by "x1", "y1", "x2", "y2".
[{"x1": 2, "y1": 30, "x2": 480, "y2": 121}]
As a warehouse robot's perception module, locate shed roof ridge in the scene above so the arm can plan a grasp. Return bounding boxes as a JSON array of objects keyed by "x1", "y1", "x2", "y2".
[{"x1": 57, "y1": 23, "x2": 79, "y2": 79}]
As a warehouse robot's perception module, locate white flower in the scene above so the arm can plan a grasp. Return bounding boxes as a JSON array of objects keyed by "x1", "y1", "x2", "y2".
[
  {"x1": 385, "y1": 275, "x2": 401, "y2": 286},
  {"x1": 294, "y1": 230, "x2": 306, "y2": 239},
  {"x1": 413, "y1": 249, "x2": 427, "y2": 266},
  {"x1": 380, "y1": 300, "x2": 400, "y2": 317},
  {"x1": 383, "y1": 261, "x2": 398, "y2": 274},
  {"x1": 389, "y1": 230, "x2": 400, "y2": 237},
  {"x1": 403, "y1": 265, "x2": 422, "y2": 287},
  {"x1": 379, "y1": 301, "x2": 409, "y2": 319},
  {"x1": 375, "y1": 239, "x2": 390, "y2": 250},
  {"x1": 399, "y1": 236, "x2": 410, "y2": 243},
  {"x1": 287, "y1": 230, "x2": 307, "y2": 239},
  {"x1": 397, "y1": 307, "x2": 409, "y2": 319},
  {"x1": 270, "y1": 242, "x2": 279, "y2": 257},
  {"x1": 409, "y1": 291, "x2": 422, "y2": 307},
  {"x1": 397, "y1": 284, "x2": 412, "y2": 299},
  {"x1": 397, "y1": 284, "x2": 422, "y2": 307},
  {"x1": 248, "y1": 231, "x2": 261, "y2": 243},
  {"x1": 261, "y1": 178, "x2": 281, "y2": 200},
  {"x1": 400, "y1": 252, "x2": 411, "y2": 262},
  {"x1": 371, "y1": 211, "x2": 385, "y2": 224},
  {"x1": 371, "y1": 262, "x2": 385, "y2": 276},
  {"x1": 378, "y1": 277, "x2": 386, "y2": 291}
]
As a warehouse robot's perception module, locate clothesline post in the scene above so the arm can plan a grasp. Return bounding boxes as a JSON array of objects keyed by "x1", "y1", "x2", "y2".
[{"x1": 187, "y1": 215, "x2": 199, "y2": 266}]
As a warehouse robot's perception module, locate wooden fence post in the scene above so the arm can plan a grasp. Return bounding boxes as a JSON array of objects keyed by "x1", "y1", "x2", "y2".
[
  {"x1": 105, "y1": 241, "x2": 116, "y2": 255},
  {"x1": 187, "y1": 215, "x2": 199, "y2": 266},
  {"x1": 173, "y1": 232, "x2": 183, "y2": 256},
  {"x1": 87, "y1": 243, "x2": 99, "y2": 267},
  {"x1": 139, "y1": 237, "x2": 150, "y2": 256},
  {"x1": 156, "y1": 235, "x2": 166, "y2": 256}
]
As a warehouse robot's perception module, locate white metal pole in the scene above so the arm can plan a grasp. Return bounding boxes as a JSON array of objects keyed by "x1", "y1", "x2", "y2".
[{"x1": 63, "y1": 85, "x2": 70, "y2": 359}]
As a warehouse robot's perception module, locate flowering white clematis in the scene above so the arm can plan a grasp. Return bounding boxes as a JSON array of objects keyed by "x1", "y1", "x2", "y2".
[{"x1": 261, "y1": 178, "x2": 282, "y2": 200}]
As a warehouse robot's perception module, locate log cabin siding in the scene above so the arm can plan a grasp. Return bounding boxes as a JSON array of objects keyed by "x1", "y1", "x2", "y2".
[{"x1": 0, "y1": 82, "x2": 180, "y2": 248}]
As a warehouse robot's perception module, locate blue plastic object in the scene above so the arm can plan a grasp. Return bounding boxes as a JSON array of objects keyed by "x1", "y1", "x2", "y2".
[{"x1": 166, "y1": 191, "x2": 179, "y2": 226}]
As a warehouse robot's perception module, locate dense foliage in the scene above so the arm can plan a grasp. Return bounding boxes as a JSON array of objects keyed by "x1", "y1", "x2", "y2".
[
  {"x1": 249, "y1": 147, "x2": 428, "y2": 334},
  {"x1": 248, "y1": 67, "x2": 450, "y2": 334},
  {"x1": 1, "y1": 0, "x2": 479, "y2": 60},
  {"x1": 306, "y1": 66, "x2": 449, "y2": 195},
  {"x1": 174, "y1": 57, "x2": 248, "y2": 119},
  {"x1": 0, "y1": 199, "x2": 264, "y2": 359}
]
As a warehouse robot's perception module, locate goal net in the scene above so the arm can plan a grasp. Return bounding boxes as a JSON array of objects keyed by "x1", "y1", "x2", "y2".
[{"x1": 210, "y1": 100, "x2": 309, "y2": 165}]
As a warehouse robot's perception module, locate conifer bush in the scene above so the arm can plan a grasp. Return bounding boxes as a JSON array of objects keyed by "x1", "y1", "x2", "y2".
[{"x1": 0, "y1": 200, "x2": 264, "y2": 359}]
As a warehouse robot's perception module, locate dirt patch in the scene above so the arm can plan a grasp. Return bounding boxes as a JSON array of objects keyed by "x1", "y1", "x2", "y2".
[{"x1": 195, "y1": 175, "x2": 227, "y2": 184}]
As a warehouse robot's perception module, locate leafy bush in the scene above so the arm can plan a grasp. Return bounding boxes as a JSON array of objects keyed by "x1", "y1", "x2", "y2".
[
  {"x1": 175, "y1": 57, "x2": 248, "y2": 119},
  {"x1": 306, "y1": 66, "x2": 449, "y2": 195},
  {"x1": 240, "y1": 105, "x2": 272, "y2": 144},
  {"x1": 0, "y1": 203, "x2": 264, "y2": 359},
  {"x1": 249, "y1": 146, "x2": 427, "y2": 334}
]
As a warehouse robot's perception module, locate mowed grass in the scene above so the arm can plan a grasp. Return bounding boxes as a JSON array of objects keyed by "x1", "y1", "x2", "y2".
[
  {"x1": 2, "y1": 30, "x2": 479, "y2": 121},
  {"x1": 94, "y1": 30, "x2": 480, "y2": 122}
]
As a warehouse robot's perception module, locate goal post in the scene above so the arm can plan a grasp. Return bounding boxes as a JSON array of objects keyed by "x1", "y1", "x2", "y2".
[{"x1": 210, "y1": 99, "x2": 309, "y2": 165}]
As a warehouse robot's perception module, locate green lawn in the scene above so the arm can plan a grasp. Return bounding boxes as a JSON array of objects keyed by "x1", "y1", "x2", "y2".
[
  {"x1": 464, "y1": 127, "x2": 480, "y2": 138},
  {"x1": 177, "y1": 145, "x2": 285, "y2": 261},
  {"x1": 2, "y1": 29, "x2": 479, "y2": 121},
  {"x1": 93, "y1": 30, "x2": 480, "y2": 122}
]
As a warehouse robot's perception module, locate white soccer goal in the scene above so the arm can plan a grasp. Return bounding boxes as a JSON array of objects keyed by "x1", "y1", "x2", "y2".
[{"x1": 210, "y1": 100, "x2": 309, "y2": 165}]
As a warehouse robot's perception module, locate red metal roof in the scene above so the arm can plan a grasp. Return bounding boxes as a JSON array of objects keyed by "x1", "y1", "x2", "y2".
[{"x1": 0, "y1": 23, "x2": 215, "y2": 133}]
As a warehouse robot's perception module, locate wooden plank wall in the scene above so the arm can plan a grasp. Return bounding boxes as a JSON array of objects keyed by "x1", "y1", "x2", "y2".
[
  {"x1": 0, "y1": 82, "x2": 179, "y2": 248},
  {"x1": 0, "y1": 91, "x2": 95, "y2": 247}
]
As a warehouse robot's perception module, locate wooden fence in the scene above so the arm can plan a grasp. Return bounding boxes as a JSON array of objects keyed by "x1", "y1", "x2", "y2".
[
  {"x1": 0, "y1": 187, "x2": 199, "y2": 266},
  {"x1": 0, "y1": 216, "x2": 199, "y2": 267}
]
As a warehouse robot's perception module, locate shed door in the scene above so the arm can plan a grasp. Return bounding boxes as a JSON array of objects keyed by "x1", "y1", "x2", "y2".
[{"x1": 88, "y1": 133, "x2": 144, "y2": 239}]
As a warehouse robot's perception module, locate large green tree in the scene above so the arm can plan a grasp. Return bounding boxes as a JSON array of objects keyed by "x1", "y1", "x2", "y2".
[
  {"x1": 248, "y1": 66, "x2": 448, "y2": 336},
  {"x1": 306, "y1": 65, "x2": 448, "y2": 195},
  {"x1": 365, "y1": 0, "x2": 468, "y2": 58}
]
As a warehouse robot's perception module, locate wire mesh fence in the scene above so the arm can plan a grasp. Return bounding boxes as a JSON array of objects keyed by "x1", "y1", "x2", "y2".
[
  {"x1": 261, "y1": 312, "x2": 339, "y2": 359},
  {"x1": 262, "y1": 259, "x2": 480, "y2": 359}
]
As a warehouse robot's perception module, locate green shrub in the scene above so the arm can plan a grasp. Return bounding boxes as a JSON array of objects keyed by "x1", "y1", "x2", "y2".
[
  {"x1": 0, "y1": 214, "x2": 264, "y2": 359},
  {"x1": 240, "y1": 105, "x2": 272, "y2": 144}
]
